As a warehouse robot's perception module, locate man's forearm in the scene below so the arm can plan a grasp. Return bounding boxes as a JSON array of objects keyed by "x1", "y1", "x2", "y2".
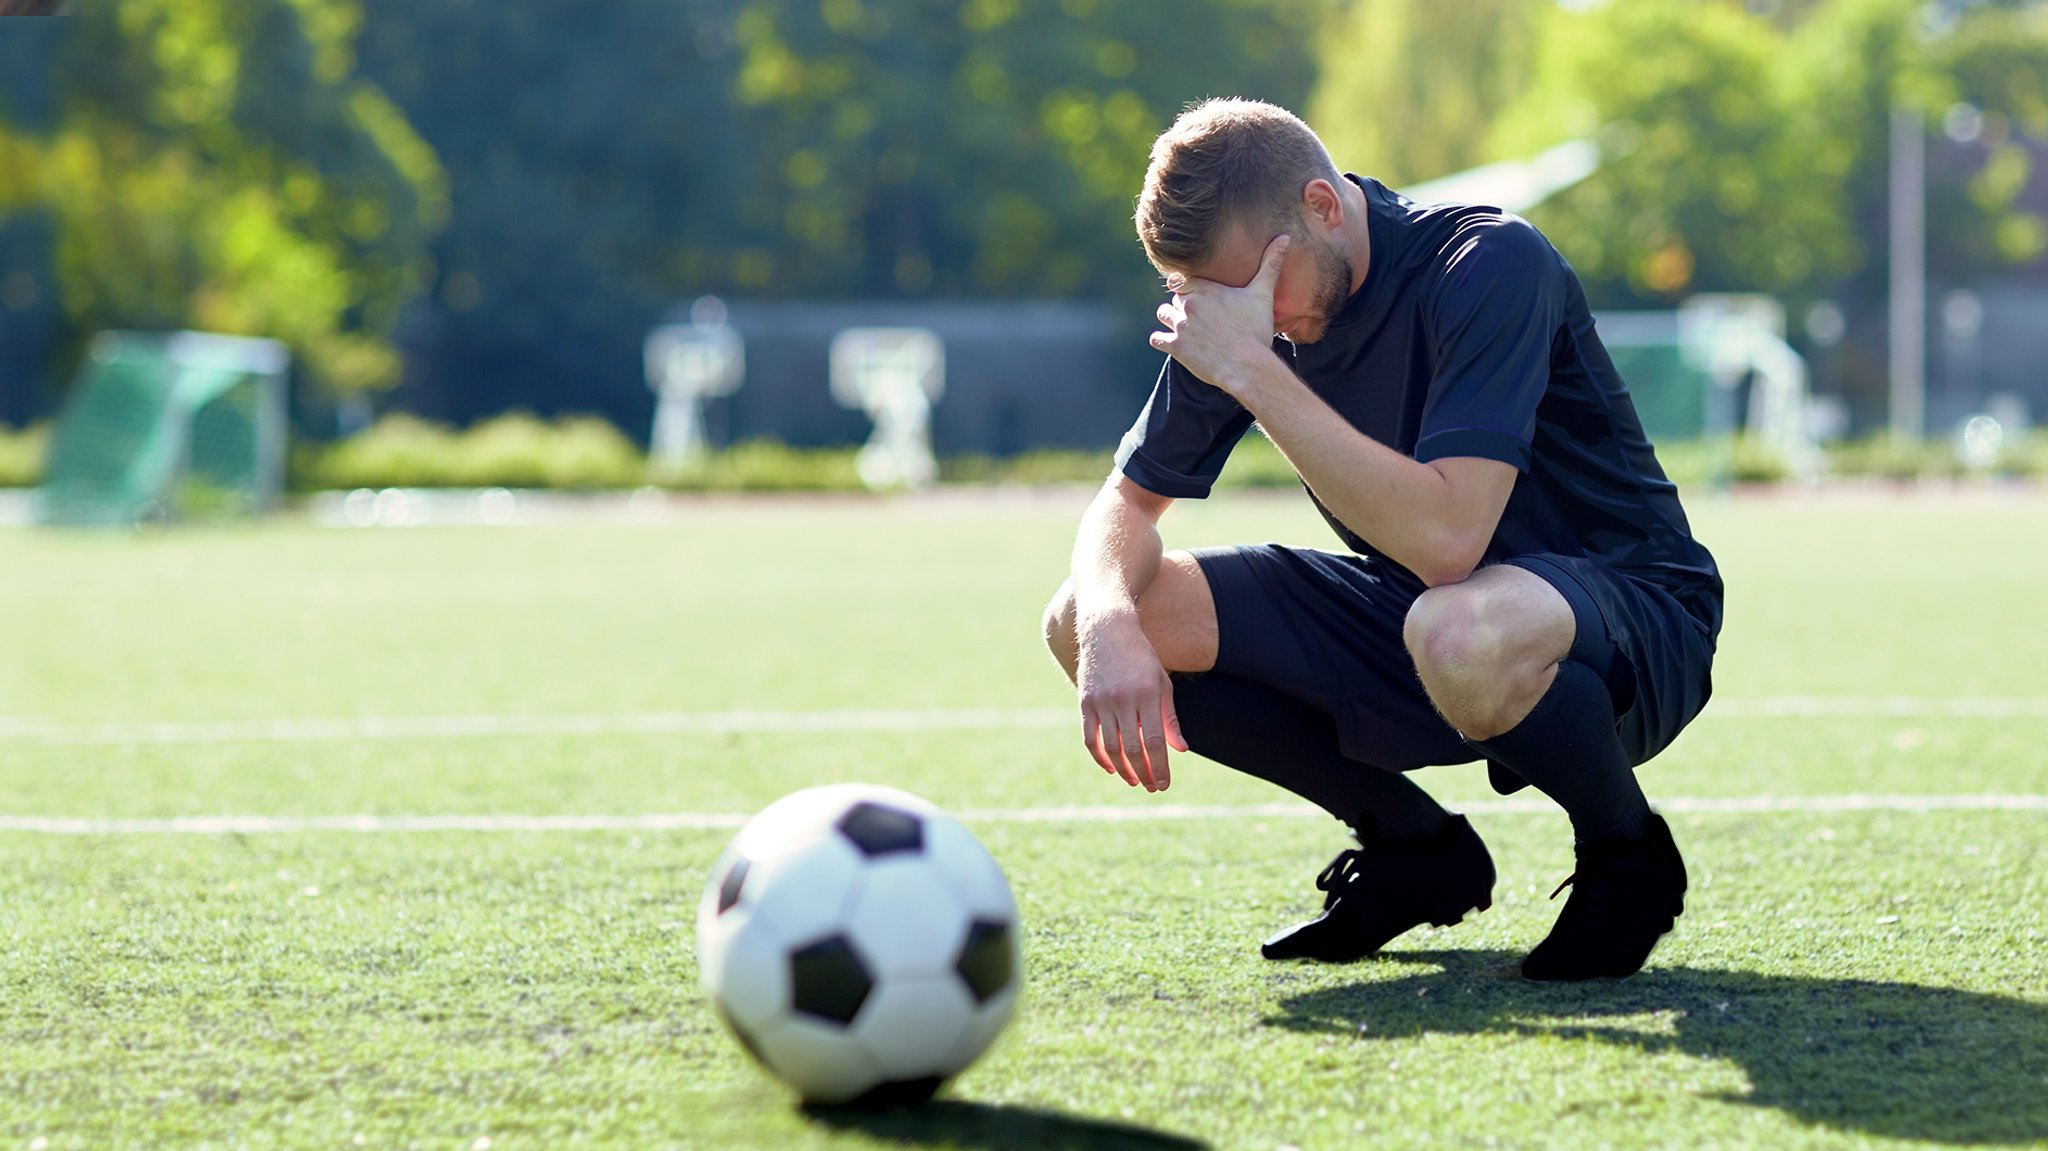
[
  {"x1": 1070, "y1": 484, "x2": 1166, "y2": 632},
  {"x1": 1235, "y1": 358, "x2": 1493, "y2": 586}
]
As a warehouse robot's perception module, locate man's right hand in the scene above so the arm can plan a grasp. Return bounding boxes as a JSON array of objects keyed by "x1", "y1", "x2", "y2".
[{"x1": 1075, "y1": 612, "x2": 1188, "y2": 793}]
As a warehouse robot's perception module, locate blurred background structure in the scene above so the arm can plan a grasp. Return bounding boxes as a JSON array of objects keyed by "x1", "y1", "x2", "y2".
[{"x1": 3, "y1": 0, "x2": 2048, "y2": 507}]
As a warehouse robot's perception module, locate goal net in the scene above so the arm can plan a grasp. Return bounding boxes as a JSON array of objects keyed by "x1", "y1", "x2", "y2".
[{"x1": 35, "y1": 331, "x2": 289, "y2": 526}]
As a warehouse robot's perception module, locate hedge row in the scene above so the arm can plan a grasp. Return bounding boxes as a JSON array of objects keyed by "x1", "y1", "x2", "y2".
[
  {"x1": 0, "y1": 423, "x2": 46, "y2": 488},
  {"x1": 1, "y1": 414, "x2": 2044, "y2": 494}
]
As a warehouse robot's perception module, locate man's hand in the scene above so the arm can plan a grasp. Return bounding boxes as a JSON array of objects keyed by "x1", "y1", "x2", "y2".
[
  {"x1": 1149, "y1": 233, "x2": 1289, "y2": 400},
  {"x1": 1075, "y1": 611, "x2": 1187, "y2": 792}
]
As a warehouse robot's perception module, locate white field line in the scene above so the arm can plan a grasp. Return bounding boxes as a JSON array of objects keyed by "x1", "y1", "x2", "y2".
[
  {"x1": 1, "y1": 696, "x2": 2046, "y2": 747},
  {"x1": 1706, "y1": 696, "x2": 2048, "y2": 718},
  {"x1": 0, "y1": 708, "x2": 1076, "y2": 745},
  {"x1": 2, "y1": 794, "x2": 2045, "y2": 835}
]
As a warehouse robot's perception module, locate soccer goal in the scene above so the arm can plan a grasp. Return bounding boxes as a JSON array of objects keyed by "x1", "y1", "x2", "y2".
[
  {"x1": 34, "y1": 330, "x2": 289, "y2": 526},
  {"x1": 1597, "y1": 297, "x2": 1821, "y2": 486}
]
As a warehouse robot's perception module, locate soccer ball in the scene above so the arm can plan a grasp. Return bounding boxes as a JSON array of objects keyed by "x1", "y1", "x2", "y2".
[{"x1": 695, "y1": 783, "x2": 1022, "y2": 1106}]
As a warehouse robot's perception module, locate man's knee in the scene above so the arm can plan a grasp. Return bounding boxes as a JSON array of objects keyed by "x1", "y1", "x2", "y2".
[
  {"x1": 1403, "y1": 582, "x2": 1506, "y2": 688},
  {"x1": 1043, "y1": 578, "x2": 1079, "y2": 682},
  {"x1": 1404, "y1": 570, "x2": 1570, "y2": 738},
  {"x1": 1039, "y1": 557, "x2": 1219, "y2": 683}
]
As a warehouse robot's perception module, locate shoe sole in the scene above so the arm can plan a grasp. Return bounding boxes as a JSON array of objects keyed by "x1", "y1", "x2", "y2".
[
  {"x1": 1261, "y1": 896, "x2": 1494, "y2": 962},
  {"x1": 1429, "y1": 895, "x2": 1492, "y2": 929},
  {"x1": 1518, "y1": 913, "x2": 1679, "y2": 983}
]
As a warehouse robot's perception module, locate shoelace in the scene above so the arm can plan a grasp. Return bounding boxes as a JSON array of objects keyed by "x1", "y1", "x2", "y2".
[
  {"x1": 1315, "y1": 848, "x2": 1367, "y2": 909},
  {"x1": 1549, "y1": 838, "x2": 1637, "y2": 902},
  {"x1": 1547, "y1": 865, "x2": 1623, "y2": 932}
]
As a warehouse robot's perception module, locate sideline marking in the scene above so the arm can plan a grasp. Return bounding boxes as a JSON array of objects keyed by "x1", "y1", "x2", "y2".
[
  {"x1": 1706, "y1": 696, "x2": 2048, "y2": 718},
  {"x1": 1, "y1": 697, "x2": 2046, "y2": 746},
  {"x1": 0, "y1": 709, "x2": 1075, "y2": 745},
  {"x1": 2, "y1": 794, "x2": 2043, "y2": 835}
]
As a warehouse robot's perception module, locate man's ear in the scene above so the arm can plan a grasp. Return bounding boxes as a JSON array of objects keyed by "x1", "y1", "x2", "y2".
[{"x1": 1301, "y1": 178, "x2": 1343, "y2": 231}]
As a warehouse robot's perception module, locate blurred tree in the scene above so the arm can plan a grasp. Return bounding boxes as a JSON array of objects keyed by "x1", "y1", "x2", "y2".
[
  {"x1": 1915, "y1": 2, "x2": 2048, "y2": 277},
  {"x1": 0, "y1": 17, "x2": 63, "y2": 423},
  {"x1": 718, "y1": 0, "x2": 1318, "y2": 301},
  {"x1": 0, "y1": 0, "x2": 445, "y2": 394},
  {"x1": 1478, "y1": 0, "x2": 2048, "y2": 308},
  {"x1": 349, "y1": 0, "x2": 761, "y2": 423},
  {"x1": 1307, "y1": 0, "x2": 1551, "y2": 186},
  {"x1": 350, "y1": 0, "x2": 1319, "y2": 428},
  {"x1": 1488, "y1": 0, "x2": 1859, "y2": 302}
]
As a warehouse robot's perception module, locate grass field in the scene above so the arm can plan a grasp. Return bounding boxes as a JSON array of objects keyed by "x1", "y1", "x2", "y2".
[{"x1": 3, "y1": 487, "x2": 2045, "y2": 1150}]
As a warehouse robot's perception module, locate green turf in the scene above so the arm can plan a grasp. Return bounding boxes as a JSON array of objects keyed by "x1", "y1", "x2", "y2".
[{"x1": 1, "y1": 491, "x2": 2045, "y2": 1150}]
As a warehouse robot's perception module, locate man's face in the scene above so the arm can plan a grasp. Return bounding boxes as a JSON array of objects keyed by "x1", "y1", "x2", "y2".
[{"x1": 1181, "y1": 219, "x2": 1354, "y2": 345}]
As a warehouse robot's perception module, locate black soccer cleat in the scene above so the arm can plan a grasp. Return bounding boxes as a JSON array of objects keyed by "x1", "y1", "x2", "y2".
[
  {"x1": 1521, "y1": 812, "x2": 1688, "y2": 982},
  {"x1": 1260, "y1": 814, "x2": 1495, "y2": 962}
]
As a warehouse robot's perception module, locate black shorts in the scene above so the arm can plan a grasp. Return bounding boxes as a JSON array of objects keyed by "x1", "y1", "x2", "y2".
[{"x1": 1191, "y1": 544, "x2": 1716, "y2": 778}]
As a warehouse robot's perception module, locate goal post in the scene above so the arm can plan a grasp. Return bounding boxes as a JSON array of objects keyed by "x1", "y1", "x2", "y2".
[{"x1": 35, "y1": 330, "x2": 289, "y2": 526}]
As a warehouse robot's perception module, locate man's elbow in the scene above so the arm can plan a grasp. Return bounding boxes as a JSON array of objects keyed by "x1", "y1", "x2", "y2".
[
  {"x1": 1101, "y1": 472, "x2": 1173, "y2": 524},
  {"x1": 1411, "y1": 532, "x2": 1490, "y2": 588}
]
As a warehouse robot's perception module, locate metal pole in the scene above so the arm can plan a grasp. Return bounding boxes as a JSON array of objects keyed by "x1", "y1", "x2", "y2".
[{"x1": 1889, "y1": 103, "x2": 1925, "y2": 443}]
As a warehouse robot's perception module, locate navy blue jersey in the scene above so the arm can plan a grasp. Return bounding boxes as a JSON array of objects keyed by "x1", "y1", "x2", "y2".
[{"x1": 1115, "y1": 175, "x2": 1721, "y2": 634}]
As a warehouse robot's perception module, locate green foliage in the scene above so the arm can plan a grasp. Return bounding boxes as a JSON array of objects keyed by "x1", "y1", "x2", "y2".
[
  {"x1": 0, "y1": 422, "x2": 48, "y2": 487},
  {"x1": 1731, "y1": 436, "x2": 1795, "y2": 485},
  {"x1": 1490, "y1": 1, "x2": 1859, "y2": 301},
  {"x1": 713, "y1": 0, "x2": 1319, "y2": 306},
  {"x1": 292, "y1": 421, "x2": 2048, "y2": 493},
  {"x1": 2009, "y1": 429, "x2": 2048, "y2": 478},
  {"x1": 292, "y1": 412, "x2": 451, "y2": 490},
  {"x1": 942, "y1": 433, "x2": 1304, "y2": 490},
  {"x1": 655, "y1": 440, "x2": 866, "y2": 493},
  {"x1": 296, "y1": 412, "x2": 644, "y2": 490},
  {"x1": 712, "y1": 0, "x2": 1310, "y2": 305},
  {"x1": 452, "y1": 413, "x2": 645, "y2": 490},
  {"x1": 1826, "y1": 431, "x2": 1950, "y2": 480},
  {"x1": 1309, "y1": 0, "x2": 1551, "y2": 185},
  {"x1": 1823, "y1": 427, "x2": 2048, "y2": 481},
  {"x1": 1211, "y1": 429, "x2": 1301, "y2": 490},
  {"x1": 1921, "y1": 5, "x2": 2048, "y2": 272},
  {"x1": 941, "y1": 448, "x2": 1112, "y2": 486},
  {"x1": 350, "y1": 0, "x2": 1319, "y2": 379},
  {"x1": 299, "y1": 420, "x2": 888, "y2": 493},
  {"x1": 0, "y1": 0, "x2": 444, "y2": 393},
  {"x1": 1459, "y1": 0, "x2": 2048, "y2": 307},
  {"x1": 1652, "y1": 436, "x2": 1794, "y2": 490}
]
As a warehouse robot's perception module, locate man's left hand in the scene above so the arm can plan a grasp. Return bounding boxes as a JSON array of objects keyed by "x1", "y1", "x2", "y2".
[{"x1": 1149, "y1": 233, "x2": 1289, "y2": 400}]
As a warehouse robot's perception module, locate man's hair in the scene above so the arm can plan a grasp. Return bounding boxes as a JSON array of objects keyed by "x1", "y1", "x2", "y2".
[{"x1": 1135, "y1": 98, "x2": 1341, "y2": 274}]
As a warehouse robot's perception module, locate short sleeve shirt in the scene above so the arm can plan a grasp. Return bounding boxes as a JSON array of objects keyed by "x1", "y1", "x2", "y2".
[{"x1": 1115, "y1": 176, "x2": 1721, "y2": 633}]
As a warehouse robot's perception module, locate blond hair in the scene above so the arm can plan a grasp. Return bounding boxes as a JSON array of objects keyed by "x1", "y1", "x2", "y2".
[{"x1": 1134, "y1": 98, "x2": 1341, "y2": 273}]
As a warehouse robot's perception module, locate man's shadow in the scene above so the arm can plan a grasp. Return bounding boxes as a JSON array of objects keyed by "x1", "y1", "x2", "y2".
[
  {"x1": 1268, "y1": 949, "x2": 2048, "y2": 1145},
  {"x1": 806, "y1": 1100, "x2": 1209, "y2": 1150}
]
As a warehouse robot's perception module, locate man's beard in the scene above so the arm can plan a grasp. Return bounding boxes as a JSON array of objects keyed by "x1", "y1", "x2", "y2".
[{"x1": 1288, "y1": 235, "x2": 1354, "y2": 345}]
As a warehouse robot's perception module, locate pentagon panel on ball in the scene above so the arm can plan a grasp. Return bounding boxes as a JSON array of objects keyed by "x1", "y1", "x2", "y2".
[{"x1": 695, "y1": 784, "x2": 1022, "y2": 1107}]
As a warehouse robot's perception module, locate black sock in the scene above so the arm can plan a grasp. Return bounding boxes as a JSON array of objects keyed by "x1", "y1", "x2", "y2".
[
  {"x1": 1467, "y1": 659, "x2": 1651, "y2": 841},
  {"x1": 1171, "y1": 672, "x2": 1451, "y2": 844}
]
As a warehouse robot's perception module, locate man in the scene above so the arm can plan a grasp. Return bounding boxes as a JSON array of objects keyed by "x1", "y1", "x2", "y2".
[{"x1": 1042, "y1": 98, "x2": 1720, "y2": 981}]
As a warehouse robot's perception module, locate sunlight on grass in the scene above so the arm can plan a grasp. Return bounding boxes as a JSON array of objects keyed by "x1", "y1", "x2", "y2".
[{"x1": 0, "y1": 493, "x2": 2043, "y2": 1149}]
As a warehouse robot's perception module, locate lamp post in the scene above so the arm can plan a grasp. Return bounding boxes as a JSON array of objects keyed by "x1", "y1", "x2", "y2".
[{"x1": 1888, "y1": 101, "x2": 1926, "y2": 444}]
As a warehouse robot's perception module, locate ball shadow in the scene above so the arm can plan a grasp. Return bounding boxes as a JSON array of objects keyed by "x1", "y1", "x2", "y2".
[
  {"x1": 804, "y1": 1098, "x2": 1210, "y2": 1150},
  {"x1": 1264, "y1": 949, "x2": 2048, "y2": 1145}
]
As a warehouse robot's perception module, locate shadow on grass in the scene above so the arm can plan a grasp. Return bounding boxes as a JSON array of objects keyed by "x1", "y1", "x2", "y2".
[
  {"x1": 1265, "y1": 949, "x2": 2048, "y2": 1145},
  {"x1": 804, "y1": 1099, "x2": 1209, "y2": 1150}
]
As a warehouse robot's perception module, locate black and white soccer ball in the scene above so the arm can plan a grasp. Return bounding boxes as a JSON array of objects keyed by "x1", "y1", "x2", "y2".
[{"x1": 695, "y1": 783, "x2": 1022, "y2": 1106}]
